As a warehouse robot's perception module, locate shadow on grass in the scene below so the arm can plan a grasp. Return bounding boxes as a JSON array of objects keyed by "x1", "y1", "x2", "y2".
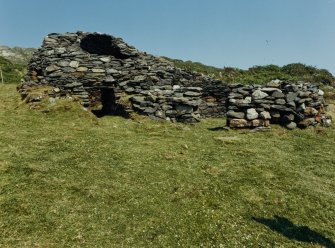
[
  {"x1": 207, "y1": 126, "x2": 230, "y2": 131},
  {"x1": 253, "y1": 215, "x2": 335, "y2": 248}
]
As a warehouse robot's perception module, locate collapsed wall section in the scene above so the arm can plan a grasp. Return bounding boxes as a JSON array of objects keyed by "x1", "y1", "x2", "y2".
[{"x1": 226, "y1": 80, "x2": 329, "y2": 129}]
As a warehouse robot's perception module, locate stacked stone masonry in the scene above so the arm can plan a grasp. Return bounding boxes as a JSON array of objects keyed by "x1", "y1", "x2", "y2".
[
  {"x1": 18, "y1": 31, "x2": 330, "y2": 128},
  {"x1": 19, "y1": 31, "x2": 228, "y2": 123},
  {"x1": 227, "y1": 80, "x2": 328, "y2": 129}
]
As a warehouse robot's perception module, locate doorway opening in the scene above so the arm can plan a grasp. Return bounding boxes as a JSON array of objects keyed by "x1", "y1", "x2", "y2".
[{"x1": 91, "y1": 88, "x2": 128, "y2": 118}]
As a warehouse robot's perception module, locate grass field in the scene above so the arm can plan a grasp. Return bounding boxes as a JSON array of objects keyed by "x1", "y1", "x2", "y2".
[{"x1": 0, "y1": 84, "x2": 335, "y2": 247}]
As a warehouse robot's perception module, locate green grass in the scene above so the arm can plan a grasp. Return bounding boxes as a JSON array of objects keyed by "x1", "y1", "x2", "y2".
[
  {"x1": 0, "y1": 56, "x2": 26, "y2": 84},
  {"x1": 0, "y1": 84, "x2": 335, "y2": 247},
  {"x1": 165, "y1": 57, "x2": 335, "y2": 85}
]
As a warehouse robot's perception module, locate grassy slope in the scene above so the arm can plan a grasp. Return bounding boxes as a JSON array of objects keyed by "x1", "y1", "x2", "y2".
[
  {"x1": 166, "y1": 58, "x2": 335, "y2": 85},
  {"x1": 0, "y1": 56, "x2": 26, "y2": 84},
  {"x1": 0, "y1": 84, "x2": 335, "y2": 247}
]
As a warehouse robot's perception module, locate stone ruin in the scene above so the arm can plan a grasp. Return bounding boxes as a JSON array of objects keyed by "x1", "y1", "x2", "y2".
[
  {"x1": 19, "y1": 31, "x2": 228, "y2": 123},
  {"x1": 18, "y1": 31, "x2": 331, "y2": 129}
]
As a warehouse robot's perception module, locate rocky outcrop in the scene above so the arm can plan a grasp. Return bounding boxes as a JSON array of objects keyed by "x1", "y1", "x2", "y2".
[
  {"x1": 226, "y1": 80, "x2": 329, "y2": 129},
  {"x1": 18, "y1": 31, "x2": 227, "y2": 123}
]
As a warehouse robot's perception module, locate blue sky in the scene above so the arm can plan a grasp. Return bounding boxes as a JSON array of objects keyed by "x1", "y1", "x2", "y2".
[{"x1": 1, "y1": 0, "x2": 335, "y2": 74}]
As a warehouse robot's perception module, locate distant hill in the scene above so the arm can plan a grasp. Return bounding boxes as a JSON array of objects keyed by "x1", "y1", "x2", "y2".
[
  {"x1": 0, "y1": 45, "x2": 36, "y2": 84},
  {"x1": 0, "y1": 45, "x2": 36, "y2": 65},
  {"x1": 0, "y1": 56, "x2": 27, "y2": 84},
  {"x1": 165, "y1": 57, "x2": 335, "y2": 86}
]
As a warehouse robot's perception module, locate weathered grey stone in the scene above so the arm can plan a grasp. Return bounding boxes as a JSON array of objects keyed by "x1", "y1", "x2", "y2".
[
  {"x1": 104, "y1": 76, "x2": 116, "y2": 83},
  {"x1": 77, "y1": 67, "x2": 88, "y2": 72},
  {"x1": 229, "y1": 119, "x2": 249, "y2": 128},
  {"x1": 125, "y1": 87, "x2": 135, "y2": 93},
  {"x1": 144, "y1": 107, "x2": 157, "y2": 114},
  {"x1": 54, "y1": 87, "x2": 60, "y2": 93},
  {"x1": 271, "y1": 105, "x2": 293, "y2": 112},
  {"x1": 91, "y1": 68, "x2": 105, "y2": 73},
  {"x1": 46, "y1": 65, "x2": 60, "y2": 72},
  {"x1": 272, "y1": 91, "x2": 285, "y2": 98},
  {"x1": 55, "y1": 47, "x2": 66, "y2": 54},
  {"x1": 131, "y1": 96, "x2": 145, "y2": 104},
  {"x1": 251, "y1": 119, "x2": 270, "y2": 127},
  {"x1": 184, "y1": 91, "x2": 202, "y2": 97},
  {"x1": 318, "y1": 89, "x2": 324, "y2": 96},
  {"x1": 297, "y1": 103, "x2": 306, "y2": 112},
  {"x1": 298, "y1": 91, "x2": 311, "y2": 98},
  {"x1": 227, "y1": 111, "x2": 245, "y2": 119},
  {"x1": 64, "y1": 82, "x2": 82, "y2": 88},
  {"x1": 321, "y1": 116, "x2": 332, "y2": 127},
  {"x1": 286, "y1": 101, "x2": 296, "y2": 108},
  {"x1": 286, "y1": 122, "x2": 297, "y2": 130},
  {"x1": 186, "y1": 87, "x2": 202, "y2": 92},
  {"x1": 259, "y1": 111, "x2": 271, "y2": 120},
  {"x1": 69, "y1": 61, "x2": 80, "y2": 68},
  {"x1": 155, "y1": 110, "x2": 165, "y2": 118},
  {"x1": 261, "y1": 87, "x2": 281, "y2": 92},
  {"x1": 252, "y1": 90, "x2": 268, "y2": 100},
  {"x1": 228, "y1": 93, "x2": 244, "y2": 99},
  {"x1": 237, "y1": 88, "x2": 249, "y2": 95},
  {"x1": 58, "y1": 60, "x2": 70, "y2": 67},
  {"x1": 298, "y1": 98, "x2": 313, "y2": 104},
  {"x1": 275, "y1": 99, "x2": 286, "y2": 105},
  {"x1": 134, "y1": 75, "x2": 146, "y2": 81},
  {"x1": 100, "y1": 57, "x2": 111, "y2": 63},
  {"x1": 246, "y1": 108, "x2": 258, "y2": 120},
  {"x1": 106, "y1": 68, "x2": 120, "y2": 74},
  {"x1": 286, "y1": 92, "x2": 298, "y2": 102},
  {"x1": 44, "y1": 37, "x2": 57, "y2": 43},
  {"x1": 266, "y1": 79, "x2": 282, "y2": 88},
  {"x1": 62, "y1": 67, "x2": 76, "y2": 73},
  {"x1": 270, "y1": 111, "x2": 281, "y2": 119},
  {"x1": 173, "y1": 85, "x2": 181, "y2": 91}
]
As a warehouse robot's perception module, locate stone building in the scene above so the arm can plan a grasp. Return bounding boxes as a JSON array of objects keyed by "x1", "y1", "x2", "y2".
[
  {"x1": 19, "y1": 31, "x2": 228, "y2": 123},
  {"x1": 19, "y1": 31, "x2": 329, "y2": 128}
]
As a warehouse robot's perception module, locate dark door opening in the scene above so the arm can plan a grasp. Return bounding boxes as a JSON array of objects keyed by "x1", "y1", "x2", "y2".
[{"x1": 92, "y1": 88, "x2": 128, "y2": 118}]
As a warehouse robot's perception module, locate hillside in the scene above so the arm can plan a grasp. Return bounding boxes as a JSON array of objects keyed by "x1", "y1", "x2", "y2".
[
  {"x1": 0, "y1": 45, "x2": 36, "y2": 65},
  {"x1": 0, "y1": 45, "x2": 36, "y2": 84},
  {"x1": 1, "y1": 44, "x2": 335, "y2": 246},
  {"x1": 0, "y1": 84, "x2": 334, "y2": 247},
  {"x1": 0, "y1": 56, "x2": 26, "y2": 84},
  {"x1": 165, "y1": 58, "x2": 335, "y2": 86}
]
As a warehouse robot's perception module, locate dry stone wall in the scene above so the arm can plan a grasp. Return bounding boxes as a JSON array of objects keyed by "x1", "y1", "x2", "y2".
[
  {"x1": 19, "y1": 31, "x2": 225, "y2": 123},
  {"x1": 227, "y1": 80, "x2": 328, "y2": 129},
  {"x1": 18, "y1": 31, "x2": 330, "y2": 128}
]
